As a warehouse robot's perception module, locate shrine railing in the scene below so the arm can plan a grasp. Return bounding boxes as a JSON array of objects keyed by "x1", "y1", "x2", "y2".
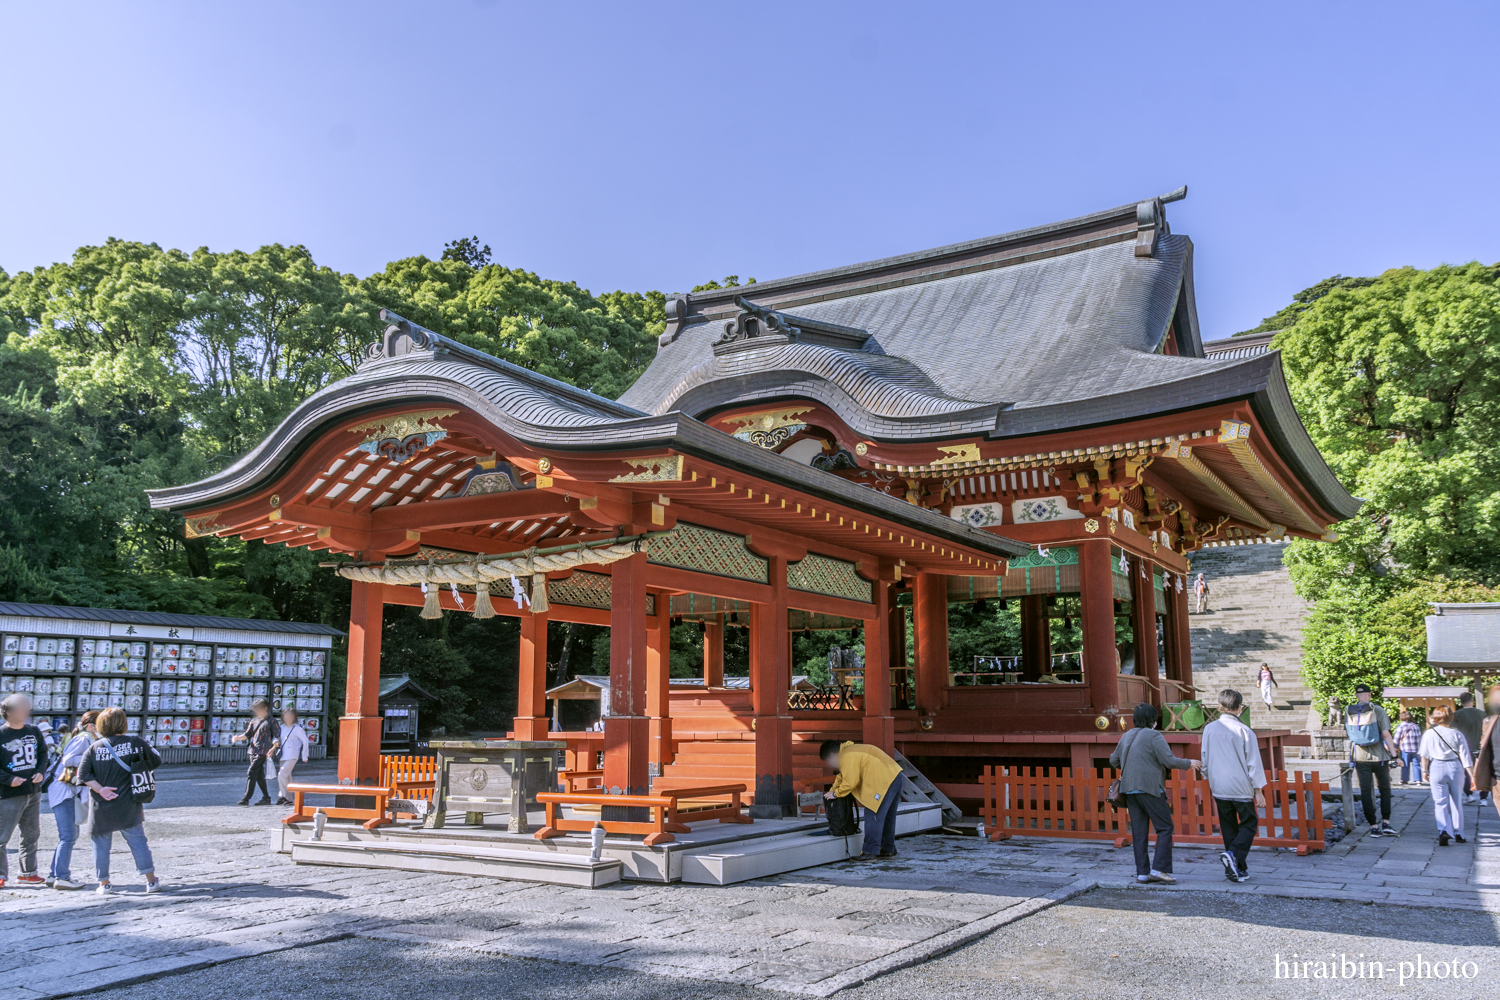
[
  {"x1": 979, "y1": 765, "x2": 1330, "y2": 855},
  {"x1": 788, "y1": 685, "x2": 856, "y2": 711},
  {"x1": 952, "y1": 652, "x2": 1083, "y2": 686}
]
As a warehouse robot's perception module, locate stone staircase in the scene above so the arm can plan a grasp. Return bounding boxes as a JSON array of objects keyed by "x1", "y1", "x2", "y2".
[{"x1": 1187, "y1": 542, "x2": 1314, "y2": 731}]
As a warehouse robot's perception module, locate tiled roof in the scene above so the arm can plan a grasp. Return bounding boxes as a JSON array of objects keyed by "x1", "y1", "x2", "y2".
[{"x1": 0, "y1": 601, "x2": 343, "y2": 636}]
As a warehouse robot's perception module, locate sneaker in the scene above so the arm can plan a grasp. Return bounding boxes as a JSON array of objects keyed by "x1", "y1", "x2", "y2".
[
  {"x1": 275, "y1": 797, "x2": 290, "y2": 806},
  {"x1": 255, "y1": 797, "x2": 273, "y2": 806},
  {"x1": 1146, "y1": 870, "x2": 1176, "y2": 884},
  {"x1": 1219, "y1": 850, "x2": 1238, "y2": 881},
  {"x1": 1366, "y1": 824, "x2": 1384, "y2": 837},
  {"x1": 1455, "y1": 834, "x2": 1467, "y2": 844},
  {"x1": 1378, "y1": 820, "x2": 1396, "y2": 837},
  {"x1": 16, "y1": 874, "x2": 44, "y2": 886},
  {"x1": 877, "y1": 850, "x2": 898, "y2": 859},
  {"x1": 52, "y1": 879, "x2": 83, "y2": 891},
  {"x1": 1234, "y1": 870, "x2": 1251, "y2": 882},
  {"x1": 849, "y1": 853, "x2": 880, "y2": 863},
  {"x1": 237, "y1": 798, "x2": 251, "y2": 806},
  {"x1": 1465, "y1": 793, "x2": 1478, "y2": 804},
  {"x1": 96, "y1": 882, "x2": 115, "y2": 895},
  {"x1": 1439, "y1": 831, "x2": 1451, "y2": 847},
  {"x1": 145, "y1": 880, "x2": 161, "y2": 894}
]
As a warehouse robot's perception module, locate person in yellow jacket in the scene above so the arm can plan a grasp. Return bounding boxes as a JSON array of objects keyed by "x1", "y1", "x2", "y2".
[{"x1": 820, "y1": 740, "x2": 905, "y2": 861}]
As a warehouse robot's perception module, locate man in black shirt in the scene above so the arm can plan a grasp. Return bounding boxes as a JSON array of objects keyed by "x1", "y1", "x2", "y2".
[
  {"x1": 0, "y1": 692, "x2": 49, "y2": 887},
  {"x1": 232, "y1": 699, "x2": 279, "y2": 805}
]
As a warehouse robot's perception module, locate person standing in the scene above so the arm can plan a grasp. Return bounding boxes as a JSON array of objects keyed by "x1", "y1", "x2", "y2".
[
  {"x1": 1200, "y1": 689, "x2": 1267, "y2": 882},
  {"x1": 78, "y1": 707, "x2": 161, "y2": 894},
  {"x1": 819, "y1": 740, "x2": 905, "y2": 861},
  {"x1": 1452, "y1": 693, "x2": 1486, "y2": 803},
  {"x1": 1110, "y1": 703, "x2": 1202, "y2": 884},
  {"x1": 1256, "y1": 664, "x2": 1278, "y2": 711},
  {"x1": 0, "y1": 693, "x2": 49, "y2": 888},
  {"x1": 274, "y1": 708, "x2": 309, "y2": 806},
  {"x1": 1393, "y1": 711, "x2": 1423, "y2": 786},
  {"x1": 45, "y1": 711, "x2": 99, "y2": 890},
  {"x1": 1194, "y1": 573, "x2": 1210, "y2": 614},
  {"x1": 1420, "y1": 706, "x2": 1473, "y2": 847},
  {"x1": 231, "y1": 699, "x2": 279, "y2": 806},
  {"x1": 1468, "y1": 684, "x2": 1500, "y2": 822},
  {"x1": 1345, "y1": 684, "x2": 1400, "y2": 836}
]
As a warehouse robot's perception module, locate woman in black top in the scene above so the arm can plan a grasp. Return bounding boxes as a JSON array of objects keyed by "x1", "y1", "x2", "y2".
[{"x1": 77, "y1": 707, "x2": 161, "y2": 894}]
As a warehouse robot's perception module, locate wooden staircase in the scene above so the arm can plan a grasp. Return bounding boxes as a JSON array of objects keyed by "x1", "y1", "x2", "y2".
[{"x1": 653, "y1": 738, "x2": 832, "y2": 803}]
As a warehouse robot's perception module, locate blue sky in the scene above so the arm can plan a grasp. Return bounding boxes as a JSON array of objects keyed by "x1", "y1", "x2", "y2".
[{"x1": 2, "y1": 2, "x2": 1496, "y2": 336}]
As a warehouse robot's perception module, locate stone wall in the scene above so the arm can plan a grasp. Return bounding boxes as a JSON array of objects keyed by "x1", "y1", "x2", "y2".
[{"x1": 1187, "y1": 542, "x2": 1313, "y2": 730}]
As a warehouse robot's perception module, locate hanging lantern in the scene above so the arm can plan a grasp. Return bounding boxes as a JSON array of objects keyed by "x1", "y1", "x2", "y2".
[{"x1": 975, "y1": 599, "x2": 989, "y2": 614}]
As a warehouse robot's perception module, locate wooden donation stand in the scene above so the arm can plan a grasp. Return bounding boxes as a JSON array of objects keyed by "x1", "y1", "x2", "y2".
[{"x1": 426, "y1": 740, "x2": 564, "y2": 833}]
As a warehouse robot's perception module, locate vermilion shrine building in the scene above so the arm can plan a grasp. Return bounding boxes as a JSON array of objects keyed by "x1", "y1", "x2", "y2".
[{"x1": 149, "y1": 191, "x2": 1358, "y2": 816}]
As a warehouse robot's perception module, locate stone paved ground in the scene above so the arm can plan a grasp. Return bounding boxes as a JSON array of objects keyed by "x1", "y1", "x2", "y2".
[{"x1": 4, "y1": 763, "x2": 1498, "y2": 997}]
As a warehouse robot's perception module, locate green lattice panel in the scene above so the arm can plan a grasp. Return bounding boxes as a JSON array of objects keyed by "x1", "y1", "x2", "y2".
[
  {"x1": 787, "y1": 554, "x2": 872, "y2": 603},
  {"x1": 647, "y1": 523, "x2": 768, "y2": 583},
  {"x1": 545, "y1": 570, "x2": 654, "y2": 614}
]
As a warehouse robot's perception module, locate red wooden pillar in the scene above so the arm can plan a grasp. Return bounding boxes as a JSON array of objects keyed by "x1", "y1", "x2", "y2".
[
  {"x1": 646, "y1": 589, "x2": 673, "y2": 772},
  {"x1": 603, "y1": 552, "x2": 650, "y2": 801},
  {"x1": 862, "y1": 577, "x2": 894, "y2": 753},
  {"x1": 1169, "y1": 575, "x2": 1194, "y2": 694},
  {"x1": 703, "y1": 614, "x2": 724, "y2": 687},
  {"x1": 750, "y1": 554, "x2": 795, "y2": 817},
  {"x1": 1078, "y1": 540, "x2": 1121, "y2": 716},
  {"x1": 339, "y1": 580, "x2": 385, "y2": 785},
  {"x1": 514, "y1": 606, "x2": 550, "y2": 741},
  {"x1": 1020, "y1": 594, "x2": 1050, "y2": 681},
  {"x1": 914, "y1": 571, "x2": 949, "y2": 717},
  {"x1": 1130, "y1": 560, "x2": 1160, "y2": 708}
]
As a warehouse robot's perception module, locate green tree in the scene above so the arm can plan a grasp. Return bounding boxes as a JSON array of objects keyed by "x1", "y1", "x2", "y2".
[
  {"x1": 1235, "y1": 275, "x2": 1377, "y2": 337},
  {"x1": 1301, "y1": 579, "x2": 1500, "y2": 709},
  {"x1": 1276, "y1": 263, "x2": 1500, "y2": 596}
]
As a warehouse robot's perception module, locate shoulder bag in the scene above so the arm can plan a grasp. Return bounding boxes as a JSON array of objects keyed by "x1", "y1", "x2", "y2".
[
  {"x1": 100, "y1": 739, "x2": 156, "y2": 804},
  {"x1": 1107, "y1": 729, "x2": 1137, "y2": 810}
]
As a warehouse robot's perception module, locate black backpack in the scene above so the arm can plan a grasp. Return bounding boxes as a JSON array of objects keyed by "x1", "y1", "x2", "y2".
[{"x1": 826, "y1": 793, "x2": 860, "y2": 837}]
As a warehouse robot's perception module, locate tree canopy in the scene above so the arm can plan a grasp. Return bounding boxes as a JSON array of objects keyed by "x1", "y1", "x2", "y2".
[
  {"x1": 0, "y1": 237, "x2": 667, "y2": 736},
  {"x1": 1262, "y1": 262, "x2": 1500, "y2": 705}
]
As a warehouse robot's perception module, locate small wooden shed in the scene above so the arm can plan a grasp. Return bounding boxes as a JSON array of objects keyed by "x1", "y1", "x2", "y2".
[{"x1": 378, "y1": 674, "x2": 437, "y2": 753}]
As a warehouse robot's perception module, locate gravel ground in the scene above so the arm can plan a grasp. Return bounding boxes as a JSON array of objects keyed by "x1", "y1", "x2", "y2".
[{"x1": 78, "y1": 889, "x2": 1500, "y2": 1000}]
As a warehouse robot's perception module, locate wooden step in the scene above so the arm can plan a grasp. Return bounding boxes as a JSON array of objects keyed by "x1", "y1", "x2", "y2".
[{"x1": 290, "y1": 839, "x2": 622, "y2": 888}]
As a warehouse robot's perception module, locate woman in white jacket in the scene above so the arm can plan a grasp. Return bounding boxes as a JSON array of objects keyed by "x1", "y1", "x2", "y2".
[
  {"x1": 46, "y1": 711, "x2": 98, "y2": 890},
  {"x1": 274, "y1": 709, "x2": 310, "y2": 806},
  {"x1": 1421, "y1": 706, "x2": 1474, "y2": 847}
]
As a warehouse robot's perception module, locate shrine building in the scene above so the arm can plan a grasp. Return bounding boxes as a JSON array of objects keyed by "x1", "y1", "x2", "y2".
[{"x1": 148, "y1": 188, "x2": 1358, "y2": 817}]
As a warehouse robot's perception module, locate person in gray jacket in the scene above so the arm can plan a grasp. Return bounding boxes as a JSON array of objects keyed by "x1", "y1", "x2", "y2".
[
  {"x1": 1110, "y1": 703, "x2": 1201, "y2": 884},
  {"x1": 1200, "y1": 689, "x2": 1267, "y2": 882}
]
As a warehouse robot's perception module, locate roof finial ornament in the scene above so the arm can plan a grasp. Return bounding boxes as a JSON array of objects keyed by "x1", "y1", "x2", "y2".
[
  {"x1": 364, "y1": 308, "x2": 446, "y2": 365},
  {"x1": 717, "y1": 295, "x2": 800, "y2": 345},
  {"x1": 1134, "y1": 185, "x2": 1187, "y2": 259}
]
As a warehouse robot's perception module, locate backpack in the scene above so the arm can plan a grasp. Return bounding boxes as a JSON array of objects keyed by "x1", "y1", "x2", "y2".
[
  {"x1": 825, "y1": 793, "x2": 861, "y2": 837},
  {"x1": 1344, "y1": 704, "x2": 1382, "y2": 747},
  {"x1": 100, "y1": 738, "x2": 156, "y2": 804}
]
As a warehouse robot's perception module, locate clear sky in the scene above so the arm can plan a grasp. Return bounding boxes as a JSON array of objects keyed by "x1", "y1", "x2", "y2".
[{"x1": 2, "y1": 2, "x2": 1496, "y2": 337}]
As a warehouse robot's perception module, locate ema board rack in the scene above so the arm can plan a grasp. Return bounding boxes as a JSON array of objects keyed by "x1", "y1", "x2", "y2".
[{"x1": 0, "y1": 601, "x2": 342, "y2": 763}]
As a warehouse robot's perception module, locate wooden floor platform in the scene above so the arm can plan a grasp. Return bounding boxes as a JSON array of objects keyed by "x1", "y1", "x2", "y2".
[{"x1": 276, "y1": 801, "x2": 944, "y2": 887}]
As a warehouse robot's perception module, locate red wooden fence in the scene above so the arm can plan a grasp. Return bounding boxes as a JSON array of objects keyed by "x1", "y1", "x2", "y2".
[{"x1": 980, "y1": 766, "x2": 1330, "y2": 855}]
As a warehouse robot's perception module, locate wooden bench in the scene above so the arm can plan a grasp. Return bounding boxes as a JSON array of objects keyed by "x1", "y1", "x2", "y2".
[
  {"x1": 283, "y1": 782, "x2": 395, "y2": 830},
  {"x1": 558, "y1": 769, "x2": 604, "y2": 793},
  {"x1": 533, "y1": 783, "x2": 751, "y2": 846},
  {"x1": 284, "y1": 755, "x2": 438, "y2": 829}
]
